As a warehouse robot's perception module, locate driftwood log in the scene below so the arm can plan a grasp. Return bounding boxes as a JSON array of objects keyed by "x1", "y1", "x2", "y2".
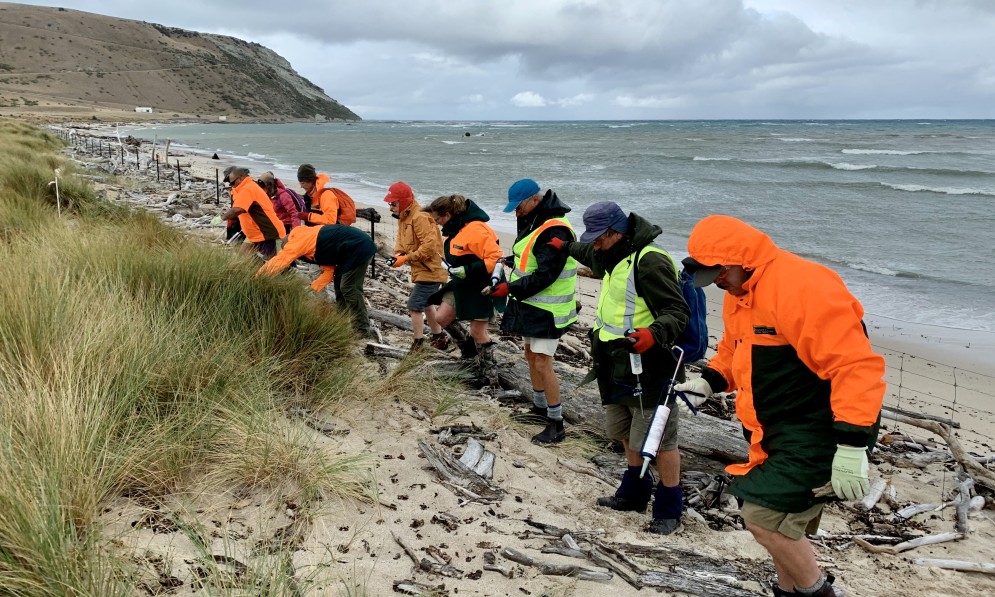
[
  {"x1": 417, "y1": 439, "x2": 505, "y2": 503},
  {"x1": 885, "y1": 413, "x2": 995, "y2": 490},
  {"x1": 854, "y1": 532, "x2": 963, "y2": 555},
  {"x1": 913, "y1": 559, "x2": 995, "y2": 575},
  {"x1": 392, "y1": 531, "x2": 464, "y2": 579},
  {"x1": 500, "y1": 547, "x2": 613, "y2": 582}
]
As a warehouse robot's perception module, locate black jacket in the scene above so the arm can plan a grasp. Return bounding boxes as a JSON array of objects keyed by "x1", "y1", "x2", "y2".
[
  {"x1": 313, "y1": 224, "x2": 377, "y2": 273},
  {"x1": 500, "y1": 190, "x2": 575, "y2": 339}
]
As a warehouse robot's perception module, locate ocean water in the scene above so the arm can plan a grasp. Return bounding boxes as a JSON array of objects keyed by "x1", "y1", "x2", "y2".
[{"x1": 120, "y1": 120, "x2": 995, "y2": 333}]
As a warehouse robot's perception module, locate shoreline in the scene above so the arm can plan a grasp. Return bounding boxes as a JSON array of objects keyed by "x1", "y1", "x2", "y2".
[{"x1": 60, "y1": 123, "x2": 995, "y2": 379}]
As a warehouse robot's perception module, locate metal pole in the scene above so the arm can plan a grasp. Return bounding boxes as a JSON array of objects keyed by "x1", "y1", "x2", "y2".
[
  {"x1": 155, "y1": 157, "x2": 159, "y2": 182},
  {"x1": 215, "y1": 169, "x2": 220, "y2": 205},
  {"x1": 176, "y1": 160, "x2": 181, "y2": 189},
  {"x1": 135, "y1": 148, "x2": 139, "y2": 169},
  {"x1": 119, "y1": 146, "x2": 123, "y2": 165},
  {"x1": 370, "y1": 216, "x2": 376, "y2": 277}
]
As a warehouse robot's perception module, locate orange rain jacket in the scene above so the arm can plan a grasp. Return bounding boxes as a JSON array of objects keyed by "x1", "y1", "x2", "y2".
[
  {"x1": 688, "y1": 214, "x2": 886, "y2": 512},
  {"x1": 231, "y1": 177, "x2": 285, "y2": 243},
  {"x1": 301, "y1": 173, "x2": 357, "y2": 227},
  {"x1": 393, "y1": 199, "x2": 447, "y2": 284}
]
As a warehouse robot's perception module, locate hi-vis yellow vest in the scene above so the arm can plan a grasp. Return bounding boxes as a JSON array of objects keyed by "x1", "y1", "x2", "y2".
[
  {"x1": 594, "y1": 246, "x2": 676, "y2": 341},
  {"x1": 509, "y1": 218, "x2": 579, "y2": 329}
]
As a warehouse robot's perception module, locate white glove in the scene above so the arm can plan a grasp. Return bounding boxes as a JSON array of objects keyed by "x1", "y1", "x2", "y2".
[
  {"x1": 674, "y1": 378, "x2": 713, "y2": 407},
  {"x1": 448, "y1": 266, "x2": 467, "y2": 280}
]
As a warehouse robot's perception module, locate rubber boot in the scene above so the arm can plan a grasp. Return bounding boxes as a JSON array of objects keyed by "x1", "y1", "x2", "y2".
[
  {"x1": 531, "y1": 418, "x2": 565, "y2": 444},
  {"x1": 597, "y1": 468, "x2": 653, "y2": 512},
  {"x1": 648, "y1": 482, "x2": 682, "y2": 535}
]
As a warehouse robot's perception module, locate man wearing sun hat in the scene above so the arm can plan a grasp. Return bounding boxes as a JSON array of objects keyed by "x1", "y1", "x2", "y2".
[
  {"x1": 484, "y1": 179, "x2": 578, "y2": 444},
  {"x1": 546, "y1": 200, "x2": 690, "y2": 535},
  {"x1": 384, "y1": 181, "x2": 449, "y2": 351},
  {"x1": 678, "y1": 214, "x2": 885, "y2": 597},
  {"x1": 218, "y1": 165, "x2": 285, "y2": 259}
]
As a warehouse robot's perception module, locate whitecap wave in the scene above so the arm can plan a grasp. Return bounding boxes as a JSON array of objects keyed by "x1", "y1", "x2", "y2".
[
  {"x1": 693, "y1": 156, "x2": 731, "y2": 161},
  {"x1": 441, "y1": 140, "x2": 464, "y2": 145},
  {"x1": 780, "y1": 138, "x2": 820, "y2": 142},
  {"x1": 247, "y1": 152, "x2": 266, "y2": 159},
  {"x1": 881, "y1": 183, "x2": 995, "y2": 196},
  {"x1": 841, "y1": 149, "x2": 926, "y2": 155},
  {"x1": 829, "y1": 162, "x2": 877, "y2": 171},
  {"x1": 847, "y1": 262, "x2": 899, "y2": 276}
]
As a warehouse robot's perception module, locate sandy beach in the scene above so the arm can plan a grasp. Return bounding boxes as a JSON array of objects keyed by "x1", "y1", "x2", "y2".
[{"x1": 56, "y1": 124, "x2": 995, "y2": 597}]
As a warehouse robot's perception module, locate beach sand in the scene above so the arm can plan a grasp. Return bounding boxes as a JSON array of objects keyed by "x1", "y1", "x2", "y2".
[{"x1": 67, "y1": 128, "x2": 995, "y2": 597}]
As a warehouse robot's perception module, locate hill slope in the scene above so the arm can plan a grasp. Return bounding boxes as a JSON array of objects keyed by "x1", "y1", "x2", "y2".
[{"x1": 0, "y1": 3, "x2": 359, "y2": 120}]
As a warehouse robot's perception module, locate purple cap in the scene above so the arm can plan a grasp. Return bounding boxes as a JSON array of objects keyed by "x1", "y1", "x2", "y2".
[{"x1": 579, "y1": 201, "x2": 629, "y2": 243}]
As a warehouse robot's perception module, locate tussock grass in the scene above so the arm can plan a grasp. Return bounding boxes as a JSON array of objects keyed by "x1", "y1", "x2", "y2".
[{"x1": 0, "y1": 120, "x2": 407, "y2": 595}]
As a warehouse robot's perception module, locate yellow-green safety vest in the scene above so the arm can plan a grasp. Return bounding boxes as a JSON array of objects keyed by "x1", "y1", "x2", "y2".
[
  {"x1": 509, "y1": 217, "x2": 579, "y2": 329},
  {"x1": 594, "y1": 246, "x2": 678, "y2": 341}
]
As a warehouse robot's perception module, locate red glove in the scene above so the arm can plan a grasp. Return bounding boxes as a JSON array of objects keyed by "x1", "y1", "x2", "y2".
[
  {"x1": 626, "y1": 328, "x2": 656, "y2": 354},
  {"x1": 484, "y1": 282, "x2": 510, "y2": 298},
  {"x1": 391, "y1": 254, "x2": 408, "y2": 268},
  {"x1": 546, "y1": 237, "x2": 566, "y2": 251}
]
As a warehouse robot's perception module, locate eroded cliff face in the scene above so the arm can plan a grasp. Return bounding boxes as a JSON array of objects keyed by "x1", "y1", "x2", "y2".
[{"x1": 0, "y1": 3, "x2": 359, "y2": 120}]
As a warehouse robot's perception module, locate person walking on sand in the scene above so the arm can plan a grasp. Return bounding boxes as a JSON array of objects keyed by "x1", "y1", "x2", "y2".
[
  {"x1": 678, "y1": 214, "x2": 886, "y2": 597},
  {"x1": 547, "y1": 201, "x2": 689, "y2": 534},
  {"x1": 385, "y1": 181, "x2": 449, "y2": 351},
  {"x1": 218, "y1": 166, "x2": 285, "y2": 260},
  {"x1": 296, "y1": 164, "x2": 357, "y2": 227},
  {"x1": 258, "y1": 171, "x2": 301, "y2": 236},
  {"x1": 423, "y1": 194, "x2": 506, "y2": 386},
  {"x1": 257, "y1": 224, "x2": 375, "y2": 336},
  {"x1": 484, "y1": 179, "x2": 578, "y2": 445}
]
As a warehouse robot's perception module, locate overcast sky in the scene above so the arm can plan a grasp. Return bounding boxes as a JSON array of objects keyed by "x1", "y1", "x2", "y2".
[{"x1": 13, "y1": 0, "x2": 995, "y2": 120}]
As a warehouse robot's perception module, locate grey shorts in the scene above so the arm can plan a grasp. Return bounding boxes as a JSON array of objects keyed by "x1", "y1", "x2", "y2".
[
  {"x1": 741, "y1": 501, "x2": 824, "y2": 541},
  {"x1": 604, "y1": 402, "x2": 679, "y2": 451},
  {"x1": 407, "y1": 282, "x2": 442, "y2": 312}
]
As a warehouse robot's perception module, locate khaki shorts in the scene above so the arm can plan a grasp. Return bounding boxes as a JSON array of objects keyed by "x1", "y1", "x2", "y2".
[
  {"x1": 524, "y1": 337, "x2": 559, "y2": 356},
  {"x1": 741, "y1": 501, "x2": 824, "y2": 541},
  {"x1": 604, "y1": 402, "x2": 679, "y2": 452}
]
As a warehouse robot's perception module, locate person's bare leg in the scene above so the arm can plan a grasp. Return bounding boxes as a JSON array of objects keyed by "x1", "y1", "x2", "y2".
[
  {"x1": 532, "y1": 352, "x2": 559, "y2": 407},
  {"x1": 745, "y1": 522, "x2": 821, "y2": 591},
  {"x1": 655, "y1": 448, "x2": 680, "y2": 486},
  {"x1": 469, "y1": 320, "x2": 490, "y2": 344},
  {"x1": 435, "y1": 303, "x2": 456, "y2": 328},
  {"x1": 425, "y1": 305, "x2": 442, "y2": 334},
  {"x1": 409, "y1": 310, "x2": 425, "y2": 340}
]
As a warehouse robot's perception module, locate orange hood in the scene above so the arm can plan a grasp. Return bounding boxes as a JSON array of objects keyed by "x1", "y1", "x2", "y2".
[{"x1": 687, "y1": 215, "x2": 779, "y2": 270}]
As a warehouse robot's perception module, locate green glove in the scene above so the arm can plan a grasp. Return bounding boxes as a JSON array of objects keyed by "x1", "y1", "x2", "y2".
[
  {"x1": 448, "y1": 265, "x2": 466, "y2": 280},
  {"x1": 830, "y1": 444, "x2": 869, "y2": 500}
]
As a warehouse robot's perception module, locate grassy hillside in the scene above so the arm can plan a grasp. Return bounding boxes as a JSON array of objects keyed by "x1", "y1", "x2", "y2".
[
  {"x1": 0, "y1": 119, "x2": 441, "y2": 595},
  {"x1": 0, "y1": 3, "x2": 359, "y2": 121}
]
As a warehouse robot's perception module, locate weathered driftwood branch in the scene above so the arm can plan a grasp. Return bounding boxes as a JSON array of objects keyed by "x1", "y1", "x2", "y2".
[
  {"x1": 954, "y1": 475, "x2": 976, "y2": 534},
  {"x1": 392, "y1": 532, "x2": 464, "y2": 578},
  {"x1": 364, "y1": 342, "x2": 410, "y2": 359},
  {"x1": 853, "y1": 532, "x2": 963, "y2": 555},
  {"x1": 556, "y1": 457, "x2": 616, "y2": 487},
  {"x1": 638, "y1": 571, "x2": 762, "y2": 597},
  {"x1": 522, "y1": 519, "x2": 605, "y2": 538},
  {"x1": 392, "y1": 580, "x2": 446, "y2": 595},
  {"x1": 913, "y1": 559, "x2": 995, "y2": 575},
  {"x1": 417, "y1": 439, "x2": 505, "y2": 503},
  {"x1": 369, "y1": 309, "x2": 430, "y2": 335},
  {"x1": 482, "y1": 551, "x2": 513, "y2": 578},
  {"x1": 882, "y1": 405, "x2": 960, "y2": 428},
  {"x1": 884, "y1": 414, "x2": 995, "y2": 489},
  {"x1": 500, "y1": 547, "x2": 613, "y2": 582},
  {"x1": 860, "y1": 478, "x2": 890, "y2": 510},
  {"x1": 588, "y1": 545, "x2": 643, "y2": 590}
]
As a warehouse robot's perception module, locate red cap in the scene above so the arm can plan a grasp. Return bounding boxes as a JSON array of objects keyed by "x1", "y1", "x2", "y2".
[{"x1": 384, "y1": 181, "x2": 414, "y2": 211}]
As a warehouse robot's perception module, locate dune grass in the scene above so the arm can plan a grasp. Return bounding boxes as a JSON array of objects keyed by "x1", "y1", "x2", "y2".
[{"x1": 0, "y1": 120, "x2": 437, "y2": 595}]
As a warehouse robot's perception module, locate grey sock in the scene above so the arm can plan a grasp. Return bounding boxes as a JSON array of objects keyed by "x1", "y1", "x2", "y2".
[
  {"x1": 532, "y1": 389, "x2": 548, "y2": 409},
  {"x1": 547, "y1": 404, "x2": 563, "y2": 421},
  {"x1": 795, "y1": 573, "x2": 828, "y2": 596}
]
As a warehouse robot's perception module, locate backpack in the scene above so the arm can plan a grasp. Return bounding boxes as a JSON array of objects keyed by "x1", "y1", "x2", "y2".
[
  {"x1": 285, "y1": 188, "x2": 307, "y2": 214},
  {"x1": 330, "y1": 187, "x2": 357, "y2": 226},
  {"x1": 633, "y1": 248, "x2": 709, "y2": 363},
  {"x1": 676, "y1": 269, "x2": 708, "y2": 363}
]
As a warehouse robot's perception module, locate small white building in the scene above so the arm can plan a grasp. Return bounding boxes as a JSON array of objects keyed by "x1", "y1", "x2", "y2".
[
  {"x1": 134, "y1": 106, "x2": 153, "y2": 113},
  {"x1": 218, "y1": 115, "x2": 228, "y2": 121}
]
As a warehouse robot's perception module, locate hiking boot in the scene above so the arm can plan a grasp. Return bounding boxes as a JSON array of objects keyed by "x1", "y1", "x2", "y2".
[
  {"x1": 410, "y1": 338, "x2": 426, "y2": 352},
  {"x1": 647, "y1": 518, "x2": 681, "y2": 535},
  {"x1": 597, "y1": 469, "x2": 653, "y2": 513},
  {"x1": 511, "y1": 405, "x2": 547, "y2": 425},
  {"x1": 476, "y1": 341, "x2": 500, "y2": 387},
  {"x1": 429, "y1": 332, "x2": 450, "y2": 351},
  {"x1": 772, "y1": 585, "x2": 797, "y2": 597},
  {"x1": 531, "y1": 418, "x2": 565, "y2": 444},
  {"x1": 457, "y1": 338, "x2": 479, "y2": 360}
]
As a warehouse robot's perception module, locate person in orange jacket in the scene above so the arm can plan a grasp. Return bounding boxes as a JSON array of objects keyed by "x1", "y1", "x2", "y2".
[
  {"x1": 218, "y1": 166, "x2": 285, "y2": 259},
  {"x1": 678, "y1": 214, "x2": 886, "y2": 597},
  {"x1": 257, "y1": 224, "x2": 376, "y2": 336},
  {"x1": 296, "y1": 164, "x2": 356, "y2": 226},
  {"x1": 384, "y1": 181, "x2": 449, "y2": 351}
]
